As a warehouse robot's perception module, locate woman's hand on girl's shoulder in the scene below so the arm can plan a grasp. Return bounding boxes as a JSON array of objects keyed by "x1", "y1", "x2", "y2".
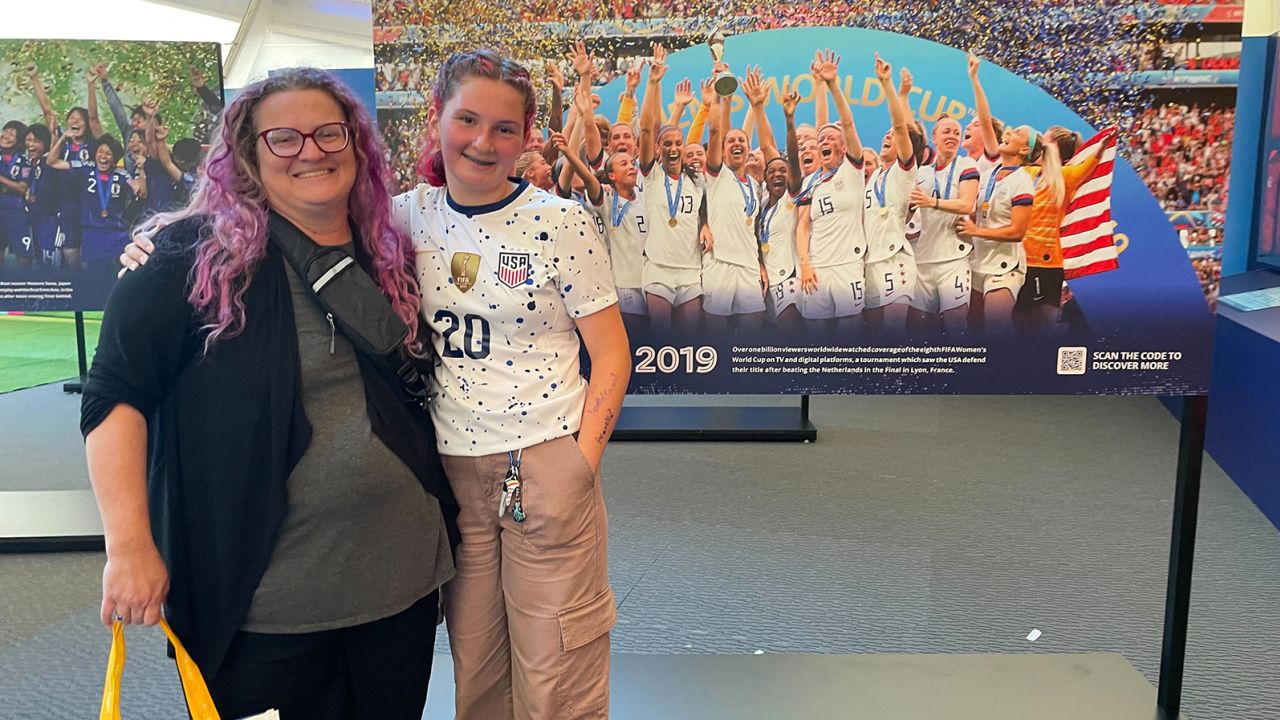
[{"x1": 117, "y1": 224, "x2": 162, "y2": 277}]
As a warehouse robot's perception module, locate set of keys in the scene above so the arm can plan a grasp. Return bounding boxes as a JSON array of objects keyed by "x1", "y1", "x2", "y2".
[{"x1": 498, "y1": 448, "x2": 526, "y2": 522}]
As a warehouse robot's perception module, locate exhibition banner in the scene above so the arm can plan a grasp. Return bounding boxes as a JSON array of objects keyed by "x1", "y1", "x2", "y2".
[
  {"x1": 374, "y1": 2, "x2": 1225, "y2": 396},
  {"x1": 0, "y1": 39, "x2": 223, "y2": 311}
]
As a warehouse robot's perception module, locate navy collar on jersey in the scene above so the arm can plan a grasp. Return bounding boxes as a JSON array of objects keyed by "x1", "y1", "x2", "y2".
[{"x1": 446, "y1": 177, "x2": 529, "y2": 216}]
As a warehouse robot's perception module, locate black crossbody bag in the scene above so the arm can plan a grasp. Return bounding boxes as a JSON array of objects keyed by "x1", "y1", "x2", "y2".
[{"x1": 267, "y1": 212, "x2": 430, "y2": 407}]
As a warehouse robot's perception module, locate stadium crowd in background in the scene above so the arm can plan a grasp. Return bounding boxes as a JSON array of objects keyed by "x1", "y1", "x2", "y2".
[{"x1": 1130, "y1": 103, "x2": 1233, "y2": 213}]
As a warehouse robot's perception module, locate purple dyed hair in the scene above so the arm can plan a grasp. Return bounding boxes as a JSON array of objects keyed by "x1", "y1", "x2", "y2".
[
  {"x1": 135, "y1": 67, "x2": 420, "y2": 353},
  {"x1": 417, "y1": 49, "x2": 537, "y2": 186}
]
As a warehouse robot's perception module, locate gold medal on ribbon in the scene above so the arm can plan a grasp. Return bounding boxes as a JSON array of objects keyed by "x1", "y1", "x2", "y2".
[
  {"x1": 761, "y1": 242, "x2": 770, "y2": 254},
  {"x1": 878, "y1": 207, "x2": 888, "y2": 217},
  {"x1": 450, "y1": 252, "x2": 481, "y2": 293},
  {"x1": 668, "y1": 217, "x2": 678, "y2": 228},
  {"x1": 981, "y1": 202, "x2": 991, "y2": 213},
  {"x1": 745, "y1": 215, "x2": 753, "y2": 227},
  {"x1": 786, "y1": 201, "x2": 794, "y2": 211}
]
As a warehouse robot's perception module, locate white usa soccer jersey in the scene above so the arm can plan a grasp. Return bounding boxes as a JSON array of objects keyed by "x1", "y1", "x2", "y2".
[
  {"x1": 910, "y1": 156, "x2": 981, "y2": 313},
  {"x1": 973, "y1": 165, "x2": 1034, "y2": 276},
  {"x1": 760, "y1": 193, "x2": 798, "y2": 285},
  {"x1": 703, "y1": 167, "x2": 767, "y2": 315},
  {"x1": 393, "y1": 180, "x2": 618, "y2": 457},
  {"x1": 705, "y1": 168, "x2": 761, "y2": 269},
  {"x1": 759, "y1": 192, "x2": 799, "y2": 318},
  {"x1": 589, "y1": 185, "x2": 649, "y2": 315},
  {"x1": 804, "y1": 156, "x2": 867, "y2": 266},
  {"x1": 862, "y1": 159, "x2": 919, "y2": 308},
  {"x1": 588, "y1": 185, "x2": 647, "y2": 290},
  {"x1": 863, "y1": 159, "x2": 917, "y2": 264},
  {"x1": 912, "y1": 155, "x2": 980, "y2": 264},
  {"x1": 641, "y1": 164, "x2": 704, "y2": 270}
]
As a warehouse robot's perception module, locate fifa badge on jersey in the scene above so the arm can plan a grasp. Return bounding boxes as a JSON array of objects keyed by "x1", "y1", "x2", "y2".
[
  {"x1": 497, "y1": 252, "x2": 531, "y2": 288},
  {"x1": 451, "y1": 252, "x2": 481, "y2": 293}
]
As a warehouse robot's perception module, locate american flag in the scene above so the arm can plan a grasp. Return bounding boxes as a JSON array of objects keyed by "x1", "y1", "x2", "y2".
[
  {"x1": 1060, "y1": 127, "x2": 1120, "y2": 280},
  {"x1": 497, "y1": 252, "x2": 531, "y2": 288}
]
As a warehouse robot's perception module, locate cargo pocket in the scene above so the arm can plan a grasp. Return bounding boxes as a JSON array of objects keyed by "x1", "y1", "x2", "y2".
[
  {"x1": 555, "y1": 586, "x2": 617, "y2": 717},
  {"x1": 558, "y1": 585, "x2": 616, "y2": 652}
]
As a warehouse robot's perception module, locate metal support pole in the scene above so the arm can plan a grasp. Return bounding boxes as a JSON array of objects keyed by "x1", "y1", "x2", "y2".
[
  {"x1": 1156, "y1": 394, "x2": 1209, "y2": 718},
  {"x1": 62, "y1": 311, "x2": 89, "y2": 394}
]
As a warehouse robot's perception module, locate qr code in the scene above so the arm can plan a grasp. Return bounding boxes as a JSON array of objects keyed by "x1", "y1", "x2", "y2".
[{"x1": 1057, "y1": 346, "x2": 1087, "y2": 375}]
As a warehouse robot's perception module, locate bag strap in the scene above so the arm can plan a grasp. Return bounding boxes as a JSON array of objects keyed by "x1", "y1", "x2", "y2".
[
  {"x1": 266, "y1": 212, "x2": 429, "y2": 407},
  {"x1": 266, "y1": 212, "x2": 408, "y2": 355},
  {"x1": 100, "y1": 619, "x2": 221, "y2": 720}
]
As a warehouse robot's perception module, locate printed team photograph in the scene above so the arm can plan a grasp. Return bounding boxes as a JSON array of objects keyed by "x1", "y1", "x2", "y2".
[
  {"x1": 374, "y1": 4, "x2": 1230, "y2": 346},
  {"x1": 0, "y1": 40, "x2": 222, "y2": 308}
]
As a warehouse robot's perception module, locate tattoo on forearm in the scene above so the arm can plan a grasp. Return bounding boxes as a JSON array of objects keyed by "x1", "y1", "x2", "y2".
[
  {"x1": 596, "y1": 409, "x2": 615, "y2": 445},
  {"x1": 589, "y1": 371, "x2": 617, "y2": 414}
]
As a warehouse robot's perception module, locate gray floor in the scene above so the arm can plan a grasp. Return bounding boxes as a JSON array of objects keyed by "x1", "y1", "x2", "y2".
[
  {"x1": 418, "y1": 652, "x2": 1179, "y2": 720},
  {"x1": 1, "y1": 389, "x2": 1278, "y2": 718}
]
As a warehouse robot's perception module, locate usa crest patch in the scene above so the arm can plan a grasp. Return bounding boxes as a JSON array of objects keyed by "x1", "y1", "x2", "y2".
[{"x1": 497, "y1": 252, "x2": 531, "y2": 288}]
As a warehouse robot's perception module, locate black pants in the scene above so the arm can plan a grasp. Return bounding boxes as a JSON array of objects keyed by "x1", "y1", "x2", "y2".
[{"x1": 208, "y1": 591, "x2": 440, "y2": 720}]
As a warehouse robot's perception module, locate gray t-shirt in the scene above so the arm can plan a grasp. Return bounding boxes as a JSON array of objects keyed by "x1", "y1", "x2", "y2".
[{"x1": 242, "y1": 254, "x2": 454, "y2": 633}]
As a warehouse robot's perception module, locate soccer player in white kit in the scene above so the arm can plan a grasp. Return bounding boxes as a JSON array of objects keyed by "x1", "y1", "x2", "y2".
[
  {"x1": 638, "y1": 43, "x2": 706, "y2": 334},
  {"x1": 396, "y1": 49, "x2": 630, "y2": 719},
  {"x1": 795, "y1": 49, "x2": 868, "y2": 336},
  {"x1": 703, "y1": 60, "x2": 767, "y2": 334},
  {"x1": 956, "y1": 54, "x2": 1034, "y2": 333},
  {"x1": 744, "y1": 68, "x2": 804, "y2": 329},
  {"x1": 862, "y1": 56, "x2": 923, "y2": 333},
  {"x1": 555, "y1": 131, "x2": 650, "y2": 339},
  {"x1": 963, "y1": 55, "x2": 1003, "y2": 175},
  {"x1": 907, "y1": 104, "x2": 981, "y2": 334},
  {"x1": 956, "y1": 124, "x2": 1036, "y2": 334}
]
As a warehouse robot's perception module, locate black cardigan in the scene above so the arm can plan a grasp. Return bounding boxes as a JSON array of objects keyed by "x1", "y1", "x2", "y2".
[{"x1": 80, "y1": 216, "x2": 458, "y2": 678}]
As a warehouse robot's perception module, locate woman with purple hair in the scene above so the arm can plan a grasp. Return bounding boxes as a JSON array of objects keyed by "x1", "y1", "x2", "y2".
[{"x1": 80, "y1": 68, "x2": 455, "y2": 719}]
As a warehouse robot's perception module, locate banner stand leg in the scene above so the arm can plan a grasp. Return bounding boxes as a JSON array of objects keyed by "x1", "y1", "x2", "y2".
[
  {"x1": 1156, "y1": 394, "x2": 1209, "y2": 719},
  {"x1": 61, "y1": 311, "x2": 88, "y2": 395},
  {"x1": 612, "y1": 395, "x2": 818, "y2": 442}
]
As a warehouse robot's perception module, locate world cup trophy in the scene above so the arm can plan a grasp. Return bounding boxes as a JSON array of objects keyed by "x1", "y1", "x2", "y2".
[{"x1": 708, "y1": 30, "x2": 738, "y2": 96}]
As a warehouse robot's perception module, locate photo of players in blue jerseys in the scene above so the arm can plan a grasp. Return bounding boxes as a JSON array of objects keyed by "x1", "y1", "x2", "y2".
[{"x1": 0, "y1": 40, "x2": 222, "y2": 311}]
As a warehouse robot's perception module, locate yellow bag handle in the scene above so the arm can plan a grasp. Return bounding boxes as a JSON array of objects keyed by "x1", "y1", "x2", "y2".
[{"x1": 100, "y1": 619, "x2": 222, "y2": 720}]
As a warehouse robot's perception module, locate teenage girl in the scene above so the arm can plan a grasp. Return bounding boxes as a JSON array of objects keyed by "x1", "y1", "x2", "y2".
[{"x1": 394, "y1": 49, "x2": 630, "y2": 720}]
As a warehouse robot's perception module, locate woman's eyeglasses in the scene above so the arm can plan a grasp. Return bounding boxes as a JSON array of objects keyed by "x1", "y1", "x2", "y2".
[{"x1": 257, "y1": 122, "x2": 351, "y2": 158}]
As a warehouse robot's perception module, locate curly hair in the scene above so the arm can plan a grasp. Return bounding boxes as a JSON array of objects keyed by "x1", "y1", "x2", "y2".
[{"x1": 134, "y1": 67, "x2": 421, "y2": 354}]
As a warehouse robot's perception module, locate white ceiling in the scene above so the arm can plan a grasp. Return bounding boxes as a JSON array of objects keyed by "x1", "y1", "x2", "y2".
[{"x1": 8, "y1": 0, "x2": 375, "y2": 87}]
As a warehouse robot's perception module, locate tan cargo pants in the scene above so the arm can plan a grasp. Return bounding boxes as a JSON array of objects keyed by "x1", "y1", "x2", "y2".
[{"x1": 442, "y1": 434, "x2": 615, "y2": 720}]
